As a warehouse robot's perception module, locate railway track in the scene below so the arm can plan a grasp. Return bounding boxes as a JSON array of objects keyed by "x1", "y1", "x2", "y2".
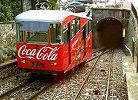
[
  {"x1": 92, "y1": 47, "x2": 106, "y2": 54},
  {"x1": 0, "y1": 59, "x2": 17, "y2": 70},
  {"x1": 47, "y1": 49, "x2": 110, "y2": 100},
  {"x1": 105, "y1": 50, "x2": 114, "y2": 100},
  {"x1": 0, "y1": 77, "x2": 34, "y2": 99},
  {"x1": 72, "y1": 49, "x2": 126, "y2": 100},
  {"x1": 0, "y1": 59, "x2": 22, "y2": 81},
  {"x1": 73, "y1": 49, "x2": 111, "y2": 100},
  {"x1": 0, "y1": 74, "x2": 55, "y2": 100},
  {"x1": 28, "y1": 83, "x2": 52, "y2": 100}
]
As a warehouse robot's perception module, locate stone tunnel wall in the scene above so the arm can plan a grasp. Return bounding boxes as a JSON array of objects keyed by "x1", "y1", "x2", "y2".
[
  {"x1": 123, "y1": 2, "x2": 138, "y2": 56},
  {"x1": 124, "y1": 11, "x2": 137, "y2": 55}
]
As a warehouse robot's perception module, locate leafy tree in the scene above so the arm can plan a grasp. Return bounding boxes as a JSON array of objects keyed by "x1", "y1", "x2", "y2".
[
  {"x1": 31, "y1": 0, "x2": 37, "y2": 10},
  {"x1": 48, "y1": 0, "x2": 58, "y2": 9},
  {"x1": 34, "y1": 0, "x2": 58, "y2": 10},
  {"x1": 0, "y1": 2, "x2": 13, "y2": 21},
  {"x1": 9, "y1": 0, "x2": 22, "y2": 18},
  {"x1": 0, "y1": 0, "x2": 21, "y2": 22}
]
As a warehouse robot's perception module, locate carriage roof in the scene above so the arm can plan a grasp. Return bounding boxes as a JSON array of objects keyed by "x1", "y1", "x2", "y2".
[{"x1": 15, "y1": 10, "x2": 92, "y2": 22}]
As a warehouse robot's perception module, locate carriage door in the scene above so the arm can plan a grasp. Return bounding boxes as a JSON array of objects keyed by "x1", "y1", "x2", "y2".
[{"x1": 82, "y1": 25, "x2": 86, "y2": 57}]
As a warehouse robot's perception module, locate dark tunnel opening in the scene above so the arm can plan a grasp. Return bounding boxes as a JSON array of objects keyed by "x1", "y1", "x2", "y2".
[{"x1": 95, "y1": 17, "x2": 124, "y2": 49}]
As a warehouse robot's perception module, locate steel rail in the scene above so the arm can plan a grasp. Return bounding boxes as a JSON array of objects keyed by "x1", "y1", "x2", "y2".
[
  {"x1": 0, "y1": 78, "x2": 34, "y2": 99},
  {"x1": 27, "y1": 75, "x2": 55, "y2": 100},
  {"x1": 0, "y1": 72, "x2": 30, "y2": 86},
  {"x1": 105, "y1": 50, "x2": 114, "y2": 100},
  {"x1": 29, "y1": 83, "x2": 52, "y2": 100},
  {"x1": 73, "y1": 49, "x2": 110, "y2": 100},
  {"x1": 86, "y1": 49, "x2": 110, "y2": 63},
  {"x1": 0, "y1": 59, "x2": 17, "y2": 70},
  {"x1": 92, "y1": 47, "x2": 106, "y2": 54}
]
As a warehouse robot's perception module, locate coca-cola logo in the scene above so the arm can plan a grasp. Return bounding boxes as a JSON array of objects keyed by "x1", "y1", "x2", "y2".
[{"x1": 18, "y1": 45, "x2": 59, "y2": 60}]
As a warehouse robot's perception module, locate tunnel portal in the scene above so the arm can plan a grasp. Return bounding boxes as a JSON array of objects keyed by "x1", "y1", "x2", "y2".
[{"x1": 95, "y1": 17, "x2": 124, "y2": 48}]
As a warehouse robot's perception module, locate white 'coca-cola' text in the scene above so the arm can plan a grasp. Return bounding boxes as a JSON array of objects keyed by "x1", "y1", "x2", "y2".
[{"x1": 18, "y1": 45, "x2": 59, "y2": 60}]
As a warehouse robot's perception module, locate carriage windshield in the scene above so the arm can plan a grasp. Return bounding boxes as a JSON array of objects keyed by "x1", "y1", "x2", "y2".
[{"x1": 16, "y1": 22, "x2": 62, "y2": 44}]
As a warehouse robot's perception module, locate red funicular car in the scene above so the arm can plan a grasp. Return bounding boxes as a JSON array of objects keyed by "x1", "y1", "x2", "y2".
[{"x1": 15, "y1": 10, "x2": 92, "y2": 75}]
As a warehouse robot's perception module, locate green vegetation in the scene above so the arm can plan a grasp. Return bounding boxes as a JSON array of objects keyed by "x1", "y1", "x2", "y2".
[
  {"x1": 0, "y1": 0, "x2": 21, "y2": 21},
  {"x1": 48, "y1": 0, "x2": 59, "y2": 9},
  {"x1": 0, "y1": 0, "x2": 58, "y2": 22},
  {"x1": 33, "y1": 0, "x2": 59, "y2": 10}
]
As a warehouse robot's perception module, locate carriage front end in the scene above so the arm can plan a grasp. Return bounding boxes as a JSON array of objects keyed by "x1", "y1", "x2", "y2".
[{"x1": 16, "y1": 21, "x2": 65, "y2": 74}]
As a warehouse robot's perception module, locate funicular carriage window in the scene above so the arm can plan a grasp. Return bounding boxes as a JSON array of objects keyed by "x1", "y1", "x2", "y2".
[
  {"x1": 86, "y1": 20, "x2": 92, "y2": 37},
  {"x1": 86, "y1": 22, "x2": 89, "y2": 37},
  {"x1": 70, "y1": 18, "x2": 80, "y2": 39},
  {"x1": 75, "y1": 18, "x2": 80, "y2": 33},
  {"x1": 50, "y1": 23, "x2": 61, "y2": 44},
  {"x1": 18, "y1": 31, "x2": 24, "y2": 42},
  {"x1": 89, "y1": 21, "x2": 92, "y2": 31},
  {"x1": 16, "y1": 23, "x2": 24, "y2": 42},
  {"x1": 63, "y1": 24, "x2": 69, "y2": 44},
  {"x1": 70, "y1": 20, "x2": 75, "y2": 39},
  {"x1": 26, "y1": 32, "x2": 48, "y2": 43},
  {"x1": 18, "y1": 21, "x2": 50, "y2": 43},
  {"x1": 82, "y1": 27, "x2": 85, "y2": 40}
]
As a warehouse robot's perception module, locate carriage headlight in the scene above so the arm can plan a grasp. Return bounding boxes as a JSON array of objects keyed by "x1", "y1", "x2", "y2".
[
  {"x1": 51, "y1": 62, "x2": 57, "y2": 65},
  {"x1": 21, "y1": 60, "x2": 26, "y2": 64}
]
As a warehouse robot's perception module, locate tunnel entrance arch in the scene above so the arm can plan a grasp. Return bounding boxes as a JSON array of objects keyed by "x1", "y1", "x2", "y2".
[{"x1": 95, "y1": 17, "x2": 124, "y2": 48}]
